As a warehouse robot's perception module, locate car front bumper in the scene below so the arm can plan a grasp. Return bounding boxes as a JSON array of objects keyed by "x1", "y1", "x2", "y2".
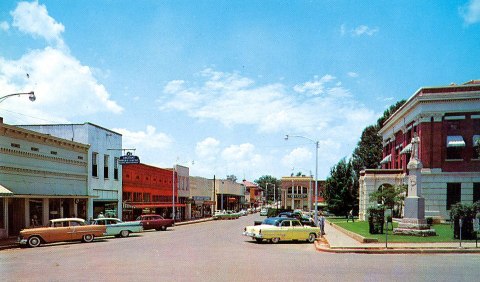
[
  {"x1": 242, "y1": 231, "x2": 263, "y2": 239},
  {"x1": 17, "y1": 237, "x2": 27, "y2": 245}
]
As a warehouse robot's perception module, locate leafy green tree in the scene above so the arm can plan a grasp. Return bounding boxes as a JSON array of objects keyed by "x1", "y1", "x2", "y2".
[
  {"x1": 226, "y1": 174, "x2": 237, "y2": 182},
  {"x1": 369, "y1": 184, "x2": 407, "y2": 217},
  {"x1": 324, "y1": 158, "x2": 356, "y2": 216},
  {"x1": 376, "y1": 99, "x2": 407, "y2": 128},
  {"x1": 351, "y1": 125, "x2": 383, "y2": 174},
  {"x1": 254, "y1": 175, "x2": 281, "y2": 204}
]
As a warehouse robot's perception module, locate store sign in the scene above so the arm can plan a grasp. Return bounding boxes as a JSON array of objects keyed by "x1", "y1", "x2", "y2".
[
  {"x1": 119, "y1": 152, "x2": 140, "y2": 165},
  {"x1": 287, "y1": 194, "x2": 308, "y2": 198}
]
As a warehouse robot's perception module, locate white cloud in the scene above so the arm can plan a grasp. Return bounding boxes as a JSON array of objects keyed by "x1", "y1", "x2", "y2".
[
  {"x1": 347, "y1": 72, "x2": 359, "y2": 78},
  {"x1": 195, "y1": 137, "x2": 220, "y2": 159},
  {"x1": 352, "y1": 25, "x2": 379, "y2": 36},
  {"x1": 293, "y1": 75, "x2": 335, "y2": 95},
  {"x1": 460, "y1": 0, "x2": 480, "y2": 24},
  {"x1": 114, "y1": 125, "x2": 173, "y2": 152},
  {"x1": 0, "y1": 21, "x2": 9, "y2": 31},
  {"x1": 0, "y1": 2, "x2": 122, "y2": 124},
  {"x1": 341, "y1": 24, "x2": 379, "y2": 37},
  {"x1": 282, "y1": 147, "x2": 312, "y2": 167},
  {"x1": 11, "y1": 1, "x2": 65, "y2": 48}
]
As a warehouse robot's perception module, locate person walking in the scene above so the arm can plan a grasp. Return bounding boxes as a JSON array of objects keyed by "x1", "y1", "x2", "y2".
[
  {"x1": 318, "y1": 212, "x2": 325, "y2": 236},
  {"x1": 347, "y1": 209, "x2": 354, "y2": 222}
]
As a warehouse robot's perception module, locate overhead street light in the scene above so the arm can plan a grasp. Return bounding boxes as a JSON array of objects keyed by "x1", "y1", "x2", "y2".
[
  {"x1": 0, "y1": 91, "x2": 36, "y2": 103},
  {"x1": 285, "y1": 134, "x2": 320, "y2": 226}
]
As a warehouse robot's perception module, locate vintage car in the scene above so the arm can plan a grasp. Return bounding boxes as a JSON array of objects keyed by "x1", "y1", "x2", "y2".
[
  {"x1": 213, "y1": 210, "x2": 241, "y2": 220},
  {"x1": 17, "y1": 218, "x2": 106, "y2": 248},
  {"x1": 243, "y1": 217, "x2": 319, "y2": 244},
  {"x1": 92, "y1": 218, "x2": 143, "y2": 237},
  {"x1": 277, "y1": 212, "x2": 316, "y2": 227},
  {"x1": 136, "y1": 214, "x2": 175, "y2": 231}
]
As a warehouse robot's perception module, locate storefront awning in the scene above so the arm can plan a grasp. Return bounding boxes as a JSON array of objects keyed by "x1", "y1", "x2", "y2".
[
  {"x1": 0, "y1": 184, "x2": 14, "y2": 196},
  {"x1": 380, "y1": 154, "x2": 391, "y2": 164},
  {"x1": 447, "y1": 136, "x2": 465, "y2": 147},
  {"x1": 126, "y1": 203, "x2": 186, "y2": 209},
  {"x1": 400, "y1": 143, "x2": 412, "y2": 155}
]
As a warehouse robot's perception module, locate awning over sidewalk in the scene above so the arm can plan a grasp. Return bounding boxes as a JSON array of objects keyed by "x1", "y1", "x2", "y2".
[
  {"x1": 126, "y1": 203, "x2": 187, "y2": 209},
  {"x1": 0, "y1": 184, "x2": 13, "y2": 196}
]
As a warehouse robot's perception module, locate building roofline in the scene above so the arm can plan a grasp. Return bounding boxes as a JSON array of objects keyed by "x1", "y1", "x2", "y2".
[{"x1": 14, "y1": 122, "x2": 122, "y2": 136}]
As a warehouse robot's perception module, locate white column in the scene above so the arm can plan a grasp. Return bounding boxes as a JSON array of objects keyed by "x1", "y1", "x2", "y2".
[{"x1": 42, "y1": 198, "x2": 49, "y2": 225}]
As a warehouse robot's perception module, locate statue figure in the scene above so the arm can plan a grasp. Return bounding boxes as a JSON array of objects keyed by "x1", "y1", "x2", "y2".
[{"x1": 409, "y1": 132, "x2": 420, "y2": 162}]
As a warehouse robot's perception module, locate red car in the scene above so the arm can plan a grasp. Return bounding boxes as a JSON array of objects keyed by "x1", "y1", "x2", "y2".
[{"x1": 136, "y1": 214, "x2": 175, "y2": 231}]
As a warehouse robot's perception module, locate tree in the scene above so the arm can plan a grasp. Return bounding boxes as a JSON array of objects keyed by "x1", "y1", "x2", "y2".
[
  {"x1": 351, "y1": 125, "x2": 383, "y2": 174},
  {"x1": 324, "y1": 158, "x2": 356, "y2": 216},
  {"x1": 376, "y1": 99, "x2": 407, "y2": 128},
  {"x1": 254, "y1": 175, "x2": 281, "y2": 204},
  {"x1": 226, "y1": 174, "x2": 237, "y2": 183},
  {"x1": 369, "y1": 184, "x2": 407, "y2": 217}
]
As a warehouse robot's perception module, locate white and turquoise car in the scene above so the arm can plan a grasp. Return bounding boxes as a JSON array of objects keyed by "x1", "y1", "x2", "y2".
[{"x1": 92, "y1": 218, "x2": 143, "y2": 238}]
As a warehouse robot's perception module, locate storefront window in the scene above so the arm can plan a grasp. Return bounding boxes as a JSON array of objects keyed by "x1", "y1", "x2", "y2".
[
  {"x1": 76, "y1": 199, "x2": 87, "y2": 219},
  {"x1": 49, "y1": 199, "x2": 61, "y2": 219},
  {"x1": 29, "y1": 199, "x2": 43, "y2": 226}
]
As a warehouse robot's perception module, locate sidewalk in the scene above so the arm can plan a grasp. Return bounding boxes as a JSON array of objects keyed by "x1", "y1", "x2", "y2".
[
  {"x1": 315, "y1": 221, "x2": 480, "y2": 254},
  {"x1": 0, "y1": 217, "x2": 214, "y2": 251}
]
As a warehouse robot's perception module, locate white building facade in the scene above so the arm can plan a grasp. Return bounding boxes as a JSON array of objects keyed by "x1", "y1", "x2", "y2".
[
  {"x1": 0, "y1": 118, "x2": 89, "y2": 238},
  {"x1": 18, "y1": 123, "x2": 123, "y2": 220}
]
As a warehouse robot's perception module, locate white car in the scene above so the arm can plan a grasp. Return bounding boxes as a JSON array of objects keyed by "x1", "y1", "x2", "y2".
[
  {"x1": 92, "y1": 218, "x2": 143, "y2": 238},
  {"x1": 260, "y1": 208, "x2": 268, "y2": 216}
]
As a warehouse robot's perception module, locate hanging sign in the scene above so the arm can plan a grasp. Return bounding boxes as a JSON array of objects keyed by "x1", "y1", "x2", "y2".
[{"x1": 119, "y1": 152, "x2": 140, "y2": 165}]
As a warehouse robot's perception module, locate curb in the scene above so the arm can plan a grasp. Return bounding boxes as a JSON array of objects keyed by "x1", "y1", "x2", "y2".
[{"x1": 314, "y1": 240, "x2": 480, "y2": 254}]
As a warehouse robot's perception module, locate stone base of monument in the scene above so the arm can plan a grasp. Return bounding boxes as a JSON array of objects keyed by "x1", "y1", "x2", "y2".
[{"x1": 393, "y1": 218, "x2": 437, "y2": 236}]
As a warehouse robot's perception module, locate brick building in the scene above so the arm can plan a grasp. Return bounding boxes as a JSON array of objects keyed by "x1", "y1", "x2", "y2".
[
  {"x1": 359, "y1": 80, "x2": 480, "y2": 220},
  {"x1": 280, "y1": 176, "x2": 325, "y2": 211},
  {"x1": 122, "y1": 163, "x2": 185, "y2": 221}
]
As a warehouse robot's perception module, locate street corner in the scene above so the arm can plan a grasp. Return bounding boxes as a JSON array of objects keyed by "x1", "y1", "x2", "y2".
[{"x1": 314, "y1": 236, "x2": 333, "y2": 253}]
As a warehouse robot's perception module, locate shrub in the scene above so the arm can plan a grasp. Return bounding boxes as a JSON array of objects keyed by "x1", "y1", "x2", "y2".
[
  {"x1": 426, "y1": 217, "x2": 433, "y2": 225},
  {"x1": 449, "y1": 202, "x2": 480, "y2": 240}
]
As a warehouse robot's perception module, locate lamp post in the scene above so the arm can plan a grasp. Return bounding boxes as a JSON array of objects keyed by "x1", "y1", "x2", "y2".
[
  {"x1": 172, "y1": 164, "x2": 176, "y2": 221},
  {"x1": 285, "y1": 134, "x2": 319, "y2": 226},
  {"x1": 265, "y1": 183, "x2": 269, "y2": 207},
  {"x1": 0, "y1": 91, "x2": 36, "y2": 103}
]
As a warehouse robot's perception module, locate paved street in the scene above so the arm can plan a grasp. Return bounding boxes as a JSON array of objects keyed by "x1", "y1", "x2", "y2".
[{"x1": 1, "y1": 214, "x2": 479, "y2": 282}]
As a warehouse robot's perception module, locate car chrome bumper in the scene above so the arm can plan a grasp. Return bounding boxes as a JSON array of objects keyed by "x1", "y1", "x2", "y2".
[{"x1": 242, "y1": 232, "x2": 262, "y2": 239}]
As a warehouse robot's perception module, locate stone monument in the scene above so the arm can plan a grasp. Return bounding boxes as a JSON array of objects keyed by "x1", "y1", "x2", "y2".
[{"x1": 393, "y1": 133, "x2": 436, "y2": 236}]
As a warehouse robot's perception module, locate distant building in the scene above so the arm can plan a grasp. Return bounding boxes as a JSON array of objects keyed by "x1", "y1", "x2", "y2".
[
  {"x1": 243, "y1": 180, "x2": 261, "y2": 208},
  {"x1": 17, "y1": 123, "x2": 123, "y2": 220},
  {"x1": 0, "y1": 118, "x2": 89, "y2": 238},
  {"x1": 280, "y1": 176, "x2": 325, "y2": 211},
  {"x1": 359, "y1": 80, "x2": 480, "y2": 220},
  {"x1": 189, "y1": 176, "x2": 215, "y2": 218}
]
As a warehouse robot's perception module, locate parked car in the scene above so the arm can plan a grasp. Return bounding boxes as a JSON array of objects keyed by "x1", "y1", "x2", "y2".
[
  {"x1": 260, "y1": 208, "x2": 268, "y2": 216},
  {"x1": 213, "y1": 210, "x2": 241, "y2": 220},
  {"x1": 277, "y1": 212, "x2": 315, "y2": 226},
  {"x1": 136, "y1": 214, "x2": 175, "y2": 231},
  {"x1": 17, "y1": 218, "x2": 106, "y2": 248},
  {"x1": 92, "y1": 218, "x2": 143, "y2": 238},
  {"x1": 238, "y1": 209, "x2": 248, "y2": 216},
  {"x1": 243, "y1": 218, "x2": 319, "y2": 244}
]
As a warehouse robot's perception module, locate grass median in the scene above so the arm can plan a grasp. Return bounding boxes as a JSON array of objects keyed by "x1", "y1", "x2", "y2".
[{"x1": 327, "y1": 217, "x2": 477, "y2": 243}]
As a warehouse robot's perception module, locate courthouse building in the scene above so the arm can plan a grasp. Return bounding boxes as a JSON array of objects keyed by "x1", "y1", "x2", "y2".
[
  {"x1": 359, "y1": 80, "x2": 480, "y2": 220},
  {"x1": 280, "y1": 176, "x2": 325, "y2": 211}
]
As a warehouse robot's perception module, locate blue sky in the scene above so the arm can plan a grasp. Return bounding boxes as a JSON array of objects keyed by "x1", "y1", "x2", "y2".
[{"x1": 1, "y1": 1, "x2": 479, "y2": 181}]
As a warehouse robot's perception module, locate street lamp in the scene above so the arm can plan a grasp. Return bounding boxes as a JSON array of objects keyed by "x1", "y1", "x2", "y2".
[
  {"x1": 285, "y1": 134, "x2": 319, "y2": 226},
  {"x1": 0, "y1": 91, "x2": 36, "y2": 103}
]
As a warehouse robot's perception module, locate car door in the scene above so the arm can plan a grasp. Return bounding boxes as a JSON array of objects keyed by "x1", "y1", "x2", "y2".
[
  {"x1": 279, "y1": 220, "x2": 291, "y2": 240},
  {"x1": 68, "y1": 220, "x2": 83, "y2": 240},
  {"x1": 290, "y1": 220, "x2": 305, "y2": 240}
]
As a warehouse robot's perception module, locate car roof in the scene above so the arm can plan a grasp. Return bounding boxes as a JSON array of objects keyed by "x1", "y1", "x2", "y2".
[
  {"x1": 50, "y1": 218, "x2": 85, "y2": 222},
  {"x1": 94, "y1": 218, "x2": 120, "y2": 221}
]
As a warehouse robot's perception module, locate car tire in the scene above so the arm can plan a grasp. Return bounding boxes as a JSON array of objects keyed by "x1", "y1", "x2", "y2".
[
  {"x1": 82, "y1": 234, "x2": 94, "y2": 243},
  {"x1": 27, "y1": 236, "x2": 41, "y2": 248},
  {"x1": 160, "y1": 226, "x2": 167, "y2": 231},
  {"x1": 255, "y1": 238, "x2": 263, "y2": 243},
  {"x1": 271, "y1": 237, "x2": 280, "y2": 244},
  {"x1": 120, "y1": 230, "x2": 130, "y2": 238},
  {"x1": 307, "y1": 233, "x2": 317, "y2": 243}
]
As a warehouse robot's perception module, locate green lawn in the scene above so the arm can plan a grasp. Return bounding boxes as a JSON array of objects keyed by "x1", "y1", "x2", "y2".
[{"x1": 327, "y1": 218, "x2": 477, "y2": 243}]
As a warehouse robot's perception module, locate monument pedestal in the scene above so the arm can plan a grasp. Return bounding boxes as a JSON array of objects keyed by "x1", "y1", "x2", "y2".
[{"x1": 394, "y1": 197, "x2": 436, "y2": 236}]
